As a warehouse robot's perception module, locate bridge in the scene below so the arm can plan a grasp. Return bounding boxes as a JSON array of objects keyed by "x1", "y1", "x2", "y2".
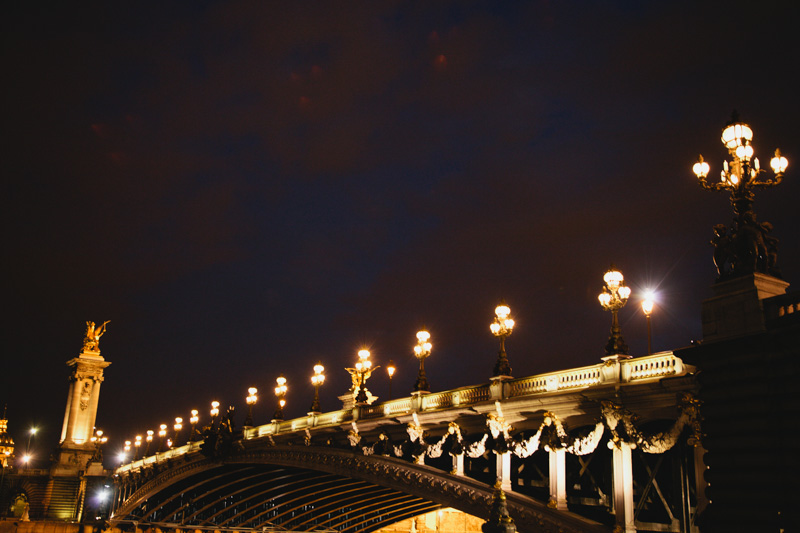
[{"x1": 111, "y1": 352, "x2": 702, "y2": 533}]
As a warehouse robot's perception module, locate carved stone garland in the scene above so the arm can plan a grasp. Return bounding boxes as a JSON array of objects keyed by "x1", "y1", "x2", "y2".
[{"x1": 354, "y1": 394, "x2": 700, "y2": 464}]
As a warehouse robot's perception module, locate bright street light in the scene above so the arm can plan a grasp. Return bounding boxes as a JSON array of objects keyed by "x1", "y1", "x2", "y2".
[
  {"x1": 413, "y1": 331, "x2": 432, "y2": 393},
  {"x1": 694, "y1": 113, "x2": 788, "y2": 279},
  {"x1": 641, "y1": 291, "x2": 655, "y2": 355},
  {"x1": 490, "y1": 301, "x2": 515, "y2": 378},
  {"x1": 598, "y1": 267, "x2": 631, "y2": 357},
  {"x1": 310, "y1": 364, "x2": 325, "y2": 413}
]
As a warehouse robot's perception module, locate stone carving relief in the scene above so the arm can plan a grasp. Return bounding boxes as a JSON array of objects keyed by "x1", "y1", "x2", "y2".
[{"x1": 79, "y1": 381, "x2": 93, "y2": 410}]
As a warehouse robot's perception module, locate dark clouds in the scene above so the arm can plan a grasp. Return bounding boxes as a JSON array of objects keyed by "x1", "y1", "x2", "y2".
[{"x1": 3, "y1": 1, "x2": 798, "y2": 461}]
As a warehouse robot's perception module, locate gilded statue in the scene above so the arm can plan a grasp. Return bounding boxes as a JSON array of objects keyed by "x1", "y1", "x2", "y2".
[
  {"x1": 345, "y1": 366, "x2": 374, "y2": 398},
  {"x1": 83, "y1": 320, "x2": 110, "y2": 352}
]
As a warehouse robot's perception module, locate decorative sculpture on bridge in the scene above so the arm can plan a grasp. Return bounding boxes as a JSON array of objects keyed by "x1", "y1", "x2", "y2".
[
  {"x1": 346, "y1": 349, "x2": 378, "y2": 404},
  {"x1": 82, "y1": 320, "x2": 110, "y2": 352},
  {"x1": 694, "y1": 113, "x2": 788, "y2": 280},
  {"x1": 199, "y1": 406, "x2": 240, "y2": 459}
]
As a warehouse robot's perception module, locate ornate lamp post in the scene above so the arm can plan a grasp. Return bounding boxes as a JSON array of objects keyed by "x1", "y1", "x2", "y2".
[
  {"x1": 310, "y1": 363, "x2": 325, "y2": 413},
  {"x1": 173, "y1": 417, "x2": 183, "y2": 447},
  {"x1": 641, "y1": 291, "x2": 655, "y2": 355},
  {"x1": 413, "y1": 331, "x2": 432, "y2": 393},
  {"x1": 133, "y1": 435, "x2": 142, "y2": 459},
  {"x1": 145, "y1": 430, "x2": 154, "y2": 455},
  {"x1": 386, "y1": 360, "x2": 396, "y2": 399},
  {"x1": 245, "y1": 387, "x2": 258, "y2": 427},
  {"x1": 90, "y1": 429, "x2": 108, "y2": 463},
  {"x1": 124, "y1": 440, "x2": 132, "y2": 459},
  {"x1": 490, "y1": 302, "x2": 515, "y2": 378},
  {"x1": 158, "y1": 424, "x2": 168, "y2": 451},
  {"x1": 189, "y1": 410, "x2": 199, "y2": 440},
  {"x1": 598, "y1": 267, "x2": 631, "y2": 357},
  {"x1": 274, "y1": 376, "x2": 287, "y2": 420},
  {"x1": 693, "y1": 113, "x2": 788, "y2": 280},
  {"x1": 354, "y1": 349, "x2": 373, "y2": 404}
]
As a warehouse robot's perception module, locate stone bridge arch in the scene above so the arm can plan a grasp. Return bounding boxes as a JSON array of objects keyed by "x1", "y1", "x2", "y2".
[{"x1": 112, "y1": 446, "x2": 606, "y2": 533}]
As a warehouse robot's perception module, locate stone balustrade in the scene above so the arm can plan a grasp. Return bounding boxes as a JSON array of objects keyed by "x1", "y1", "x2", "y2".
[{"x1": 764, "y1": 291, "x2": 800, "y2": 323}]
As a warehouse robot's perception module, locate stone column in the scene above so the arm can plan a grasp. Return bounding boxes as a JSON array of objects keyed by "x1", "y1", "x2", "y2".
[
  {"x1": 63, "y1": 375, "x2": 85, "y2": 444},
  {"x1": 60, "y1": 383, "x2": 74, "y2": 443},
  {"x1": 85, "y1": 378, "x2": 103, "y2": 440},
  {"x1": 612, "y1": 443, "x2": 636, "y2": 532},
  {"x1": 60, "y1": 351, "x2": 111, "y2": 447},
  {"x1": 452, "y1": 453, "x2": 464, "y2": 476},
  {"x1": 548, "y1": 448, "x2": 568, "y2": 510}
]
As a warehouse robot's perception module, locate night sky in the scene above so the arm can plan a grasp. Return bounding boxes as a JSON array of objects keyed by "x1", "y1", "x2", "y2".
[{"x1": 4, "y1": 2, "x2": 798, "y2": 465}]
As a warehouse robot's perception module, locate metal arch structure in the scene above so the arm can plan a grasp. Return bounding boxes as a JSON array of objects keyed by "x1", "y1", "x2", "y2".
[{"x1": 111, "y1": 446, "x2": 604, "y2": 533}]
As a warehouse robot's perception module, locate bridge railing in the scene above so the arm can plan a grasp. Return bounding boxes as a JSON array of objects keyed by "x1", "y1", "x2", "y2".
[
  {"x1": 623, "y1": 351, "x2": 684, "y2": 380},
  {"x1": 242, "y1": 351, "x2": 688, "y2": 434},
  {"x1": 118, "y1": 351, "x2": 690, "y2": 472},
  {"x1": 508, "y1": 365, "x2": 602, "y2": 396},
  {"x1": 764, "y1": 290, "x2": 800, "y2": 325},
  {"x1": 116, "y1": 441, "x2": 201, "y2": 474}
]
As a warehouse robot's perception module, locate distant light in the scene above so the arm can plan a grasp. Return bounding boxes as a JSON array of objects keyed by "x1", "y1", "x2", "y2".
[{"x1": 642, "y1": 291, "x2": 655, "y2": 316}]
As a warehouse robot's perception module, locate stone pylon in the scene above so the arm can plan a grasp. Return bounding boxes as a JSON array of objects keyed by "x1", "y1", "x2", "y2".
[{"x1": 55, "y1": 322, "x2": 111, "y2": 473}]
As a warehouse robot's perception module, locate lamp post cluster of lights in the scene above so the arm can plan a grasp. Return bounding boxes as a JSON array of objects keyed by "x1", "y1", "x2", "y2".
[
  {"x1": 117, "y1": 401, "x2": 220, "y2": 463},
  {"x1": 310, "y1": 364, "x2": 325, "y2": 413},
  {"x1": 598, "y1": 267, "x2": 632, "y2": 357},
  {"x1": 173, "y1": 417, "x2": 183, "y2": 447},
  {"x1": 90, "y1": 428, "x2": 108, "y2": 462},
  {"x1": 413, "y1": 331, "x2": 432, "y2": 393},
  {"x1": 694, "y1": 114, "x2": 788, "y2": 279},
  {"x1": 694, "y1": 118, "x2": 787, "y2": 204},
  {"x1": 119, "y1": 364, "x2": 326, "y2": 454},
  {"x1": 190, "y1": 410, "x2": 199, "y2": 438},
  {"x1": 490, "y1": 302, "x2": 515, "y2": 378},
  {"x1": 245, "y1": 387, "x2": 258, "y2": 427},
  {"x1": 274, "y1": 376, "x2": 288, "y2": 420},
  {"x1": 158, "y1": 424, "x2": 167, "y2": 451}
]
